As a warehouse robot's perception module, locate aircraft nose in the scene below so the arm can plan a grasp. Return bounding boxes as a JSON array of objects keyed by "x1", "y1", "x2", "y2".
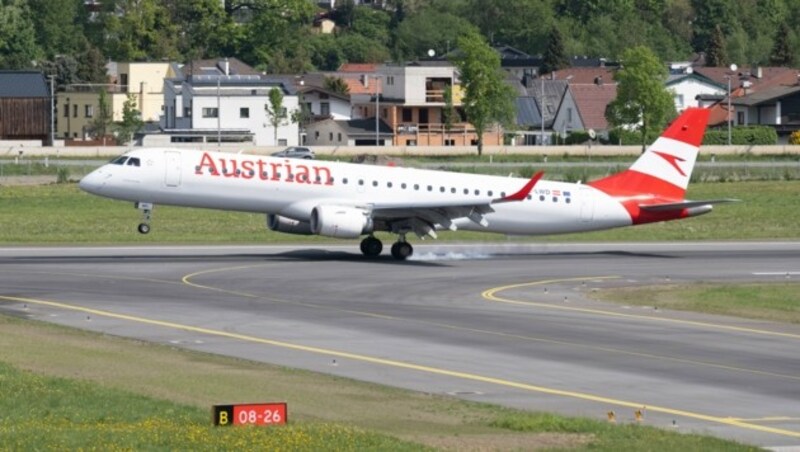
[{"x1": 79, "y1": 168, "x2": 107, "y2": 194}]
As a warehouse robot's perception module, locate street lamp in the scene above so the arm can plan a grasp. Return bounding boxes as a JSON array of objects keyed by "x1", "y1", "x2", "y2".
[
  {"x1": 540, "y1": 76, "x2": 546, "y2": 146},
  {"x1": 726, "y1": 63, "x2": 738, "y2": 146},
  {"x1": 373, "y1": 74, "x2": 382, "y2": 146}
]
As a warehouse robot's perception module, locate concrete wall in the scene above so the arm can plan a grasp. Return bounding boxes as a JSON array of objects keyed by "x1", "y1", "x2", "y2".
[{"x1": 3, "y1": 142, "x2": 800, "y2": 158}]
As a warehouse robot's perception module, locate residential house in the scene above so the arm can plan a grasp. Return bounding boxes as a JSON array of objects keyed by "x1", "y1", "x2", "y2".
[
  {"x1": 666, "y1": 69, "x2": 725, "y2": 112},
  {"x1": 57, "y1": 61, "x2": 170, "y2": 141},
  {"x1": 297, "y1": 86, "x2": 351, "y2": 120},
  {"x1": 351, "y1": 61, "x2": 498, "y2": 147},
  {"x1": 731, "y1": 83, "x2": 800, "y2": 140},
  {"x1": 569, "y1": 82, "x2": 618, "y2": 137},
  {"x1": 161, "y1": 58, "x2": 299, "y2": 145},
  {"x1": 693, "y1": 65, "x2": 800, "y2": 128},
  {"x1": 511, "y1": 77, "x2": 583, "y2": 145},
  {"x1": 0, "y1": 71, "x2": 51, "y2": 143},
  {"x1": 305, "y1": 118, "x2": 393, "y2": 146}
]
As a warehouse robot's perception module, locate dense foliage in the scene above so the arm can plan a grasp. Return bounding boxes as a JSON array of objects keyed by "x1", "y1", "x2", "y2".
[
  {"x1": 3, "y1": 0, "x2": 800, "y2": 82},
  {"x1": 703, "y1": 126, "x2": 779, "y2": 145}
]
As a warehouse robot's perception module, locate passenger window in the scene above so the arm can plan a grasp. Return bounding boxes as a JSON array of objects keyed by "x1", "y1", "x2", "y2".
[{"x1": 126, "y1": 157, "x2": 141, "y2": 167}]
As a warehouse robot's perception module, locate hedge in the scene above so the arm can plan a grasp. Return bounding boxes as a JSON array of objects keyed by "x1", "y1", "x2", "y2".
[{"x1": 703, "y1": 126, "x2": 778, "y2": 145}]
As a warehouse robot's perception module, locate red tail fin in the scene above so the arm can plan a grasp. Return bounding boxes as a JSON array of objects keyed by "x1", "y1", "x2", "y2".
[{"x1": 589, "y1": 108, "x2": 710, "y2": 201}]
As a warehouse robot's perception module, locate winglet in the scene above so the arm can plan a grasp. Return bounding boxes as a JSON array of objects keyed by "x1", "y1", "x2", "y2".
[{"x1": 494, "y1": 171, "x2": 544, "y2": 203}]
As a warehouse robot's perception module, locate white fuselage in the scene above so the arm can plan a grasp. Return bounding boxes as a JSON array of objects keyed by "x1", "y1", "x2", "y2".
[{"x1": 80, "y1": 148, "x2": 633, "y2": 236}]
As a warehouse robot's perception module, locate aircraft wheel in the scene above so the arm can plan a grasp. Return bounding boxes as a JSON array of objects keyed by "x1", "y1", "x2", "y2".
[
  {"x1": 391, "y1": 241, "x2": 413, "y2": 260},
  {"x1": 137, "y1": 223, "x2": 151, "y2": 234},
  {"x1": 360, "y1": 236, "x2": 383, "y2": 257}
]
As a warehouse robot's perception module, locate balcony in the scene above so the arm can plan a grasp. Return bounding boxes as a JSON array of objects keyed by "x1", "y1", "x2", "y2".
[{"x1": 395, "y1": 122, "x2": 476, "y2": 135}]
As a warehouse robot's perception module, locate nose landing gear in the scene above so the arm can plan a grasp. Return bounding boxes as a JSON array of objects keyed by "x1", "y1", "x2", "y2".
[{"x1": 135, "y1": 202, "x2": 153, "y2": 234}]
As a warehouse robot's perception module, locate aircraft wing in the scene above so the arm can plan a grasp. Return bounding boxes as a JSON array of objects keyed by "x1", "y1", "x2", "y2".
[{"x1": 368, "y1": 172, "x2": 543, "y2": 235}]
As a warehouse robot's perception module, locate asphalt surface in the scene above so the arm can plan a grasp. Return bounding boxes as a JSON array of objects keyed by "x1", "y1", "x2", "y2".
[{"x1": 1, "y1": 242, "x2": 799, "y2": 448}]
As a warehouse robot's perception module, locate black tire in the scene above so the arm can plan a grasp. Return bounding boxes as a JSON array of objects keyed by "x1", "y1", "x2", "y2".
[
  {"x1": 137, "y1": 223, "x2": 151, "y2": 234},
  {"x1": 360, "y1": 236, "x2": 383, "y2": 256},
  {"x1": 391, "y1": 242, "x2": 413, "y2": 260}
]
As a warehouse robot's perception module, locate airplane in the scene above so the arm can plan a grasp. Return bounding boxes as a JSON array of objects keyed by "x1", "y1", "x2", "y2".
[{"x1": 79, "y1": 107, "x2": 734, "y2": 260}]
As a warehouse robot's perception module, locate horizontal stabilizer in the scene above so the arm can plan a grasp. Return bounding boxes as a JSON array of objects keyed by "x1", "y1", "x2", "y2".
[{"x1": 639, "y1": 199, "x2": 739, "y2": 212}]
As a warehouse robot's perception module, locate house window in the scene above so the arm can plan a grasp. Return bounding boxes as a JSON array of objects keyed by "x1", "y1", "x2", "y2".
[
  {"x1": 407, "y1": 139, "x2": 417, "y2": 146},
  {"x1": 73, "y1": 105, "x2": 78, "y2": 117},
  {"x1": 240, "y1": 107, "x2": 249, "y2": 118},
  {"x1": 737, "y1": 111, "x2": 745, "y2": 125},
  {"x1": 85, "y1": 105, "x2": 94, "y2": 118},
  {"x1": 444, "y1": 139, "x2": 455, "y2": 146},
  {"x1": 278, "y1": 139, "x2": 287, "y2": 146},
  {"x1": 337, "y1": 132, "x2": 342, "y2": 142},
  {"x1": 329, "y1": 132, "x2": 333, "y2": 141},
  {"x1": 63, "y1": 104, "x2": 69, "y2": 118},
  {"x1": 567, "y1": 107, "x2": 572, "y2": 122},
  {"x1": 184, "y1": 107, "x2": 192, "y2": 117},
  {"x1": 402, "y1": 108, "x2": 412, "y2": 122},
  {"x1": 676, "y1": 94, "x2": 684, "y2": 108},
  {"x1": 320, "y1": 102, "x2": 330, "y2": 116},
  {"x1": 203, "y1": 107, "x2": 218, "y2": 118},
  {"x1": 315, "y1": 131, "x2": 320, "y2": 139}
]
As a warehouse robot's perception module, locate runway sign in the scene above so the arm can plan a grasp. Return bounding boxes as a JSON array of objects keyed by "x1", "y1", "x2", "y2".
[{"x1": 213, "y1": 403, "x2": 288, "y2": 426}]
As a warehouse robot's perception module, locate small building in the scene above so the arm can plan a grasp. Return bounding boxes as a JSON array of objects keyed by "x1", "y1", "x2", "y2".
[
  {"x1": 306, "y1": 118, "x2": 393, "y2": 146},
  {"x1": 161, "y1": 58, "x2": 299, "y2": 146},
  {"x1": 0, "y1": 71, "x2": 51, "y2": 143}
]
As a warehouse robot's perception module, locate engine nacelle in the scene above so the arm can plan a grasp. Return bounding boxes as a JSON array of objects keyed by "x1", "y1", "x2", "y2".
[
  {"x1": 310, "y1": 205, "x2": 373, "y2": 239},
  {"x1": 266, "y1": 214, "x2": 313, "y2": 235}
]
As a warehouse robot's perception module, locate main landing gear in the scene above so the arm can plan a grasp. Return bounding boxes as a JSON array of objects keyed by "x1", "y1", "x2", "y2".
[
  {"x1": 135, "y1": 202, "x2": 153, "y2": 234},
  {"x1": 359, "y1": 235, "x2": 414, "y2": 260}
]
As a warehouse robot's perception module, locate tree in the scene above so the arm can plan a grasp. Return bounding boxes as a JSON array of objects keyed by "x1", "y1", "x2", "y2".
[
  {"x1": 324, "y1": 76, "x2": 350, "y2": 96},
  {"x1": 442, "y1": 85, "x2": 456, "y2": 134},
  {"x1": 770, "y1": 22, "x2": 794, "y2": 66},
  {"x1": 101, "y1": 0, "x2": 179, "y2": 61},
  {"x1": 115, "y1": 93, "x2": 143, "y2": 145},
  {"x1": 29, "y1": 0, "x2": 84, "y2": 59},
  {"x1": 605, "y1": 45, "x2": 676, "y2": 151},
  {"x1": 706, "y1": 24, "x2": 728, "y2": 67},
  {"x1": 451, "y1": 30, "x2": 516, "y2": 155},
  {"x1": 540, "y1": 26, "x2": 569, "y2": 74},
  {"x1": 0, "y1": 0, "x2": 42, "y2": 69},
  {"x1": 90, "y1": 89, "x2": 113, "y2": 143},
  {"x1": 392, "y1": 9, "x2": 476, "y2": 61},
  {"x1": 265, "y1": 87, "x2": 288, "y2": 145}
]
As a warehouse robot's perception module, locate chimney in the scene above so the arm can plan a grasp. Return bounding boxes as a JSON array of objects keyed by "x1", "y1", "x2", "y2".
[
  {"x1": 595, "y1": 76, "x2": 603, "y2": 86},
  {"x1": 224, "y1": 58, "x2": 230, "y2": 76},
  {"x1": 755, "y1": 66, "x2": 762, "y2": 79},
  {"x1": 361, "y1": 74, "x2": 369, "y2": 87}
]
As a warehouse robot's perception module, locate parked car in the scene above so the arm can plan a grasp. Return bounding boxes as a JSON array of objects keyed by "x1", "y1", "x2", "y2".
[{"x1": 271, "y1": 146, "x2": 315, "y2": 159}]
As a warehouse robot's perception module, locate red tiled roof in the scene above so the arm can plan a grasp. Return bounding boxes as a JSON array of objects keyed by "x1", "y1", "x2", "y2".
[
  {"x1": 343, "y1": 76, "x2": 381, "y2": 95},
  {"x1": 693, "y1": 66, "x2": 800, "y2": 92},
  {"x1": 339, "y1": 63, "x2": 378, "y2": 73},
  {"x1": 569, "y1": 83, "x2": 618, "y2": 130},
  {"x1": 541, "y1": 67, "x2": 616, "y2": 85}
]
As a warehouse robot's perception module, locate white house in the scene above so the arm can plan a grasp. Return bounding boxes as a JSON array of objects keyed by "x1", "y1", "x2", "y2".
[
  {"x1": 297, "y1": 86, "x2": 351, "y2": 120},
  {"x1": 161, "y1": 59, "x2": 299, "y2": 146},
  {"x1": 666, "y1": 70, "x2": 726, "y2": 113}
]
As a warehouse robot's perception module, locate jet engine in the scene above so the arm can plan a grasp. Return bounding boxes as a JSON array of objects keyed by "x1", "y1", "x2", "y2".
[
  {"x1": 309, "y1": 205, "x2": 373, "y2": 238},
  {"x1": 266, "y1": 214, "x2": 313, "y2": 235}
]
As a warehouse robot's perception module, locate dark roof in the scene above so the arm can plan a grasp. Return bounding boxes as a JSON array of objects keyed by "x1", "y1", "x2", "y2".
[
  {"x1": 180, "y1": 58, "x2": 260, "y2": 78},
  {"x1": 732, "y1": 84, "x2": 800, "y2": 107},
  {"x1": 297, "y1": 85, "x2": 349, "y2": 101},
  {"x1": 0, "y1": 71, "x2": 49, "y2": 98},
  {"x1": 341, "y1": 118, "x2": 393, "y2": 136},
  {"x1": 666, "y1": 72, "x2": 726, "y2": 89}
]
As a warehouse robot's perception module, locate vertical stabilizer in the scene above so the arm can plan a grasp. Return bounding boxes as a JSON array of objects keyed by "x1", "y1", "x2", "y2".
[{"x1": 589, "y1": 108, "x2": 710, "y2": 201}]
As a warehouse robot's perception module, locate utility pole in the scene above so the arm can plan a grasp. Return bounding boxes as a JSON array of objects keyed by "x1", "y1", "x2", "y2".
[{"x1": 49, "y1": 76, "x2": 55, "y2": 146}]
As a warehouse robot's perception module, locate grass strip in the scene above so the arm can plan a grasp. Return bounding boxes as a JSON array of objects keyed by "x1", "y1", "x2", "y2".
[
  {"x1": 0, "y1": 314, "x2": 756, "y2": 450},
  {"x1": 589, "y1": 282, "x2": 800, "y2": 324},
  {"x1": 1, "y1": 181, "x2": 799, "y2": 244}
]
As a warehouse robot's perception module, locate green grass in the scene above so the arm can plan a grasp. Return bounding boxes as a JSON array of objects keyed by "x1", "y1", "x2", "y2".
[
  {"x1": 590, "y1": 283, "x2": 800, "y2": 323},
  {"x1": 1, "y1": 181, "x2": 799, "y2": 244},
  {"x1": 0, "y1": 315, "x2": 757, "y2": 451}
]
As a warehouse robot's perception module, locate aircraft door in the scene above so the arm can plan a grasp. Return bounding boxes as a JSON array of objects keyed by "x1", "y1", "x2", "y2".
[
  {"x1": 164, "y1": 151, "x2": 182, "y2": 187},
  {"x1": 579, "y1": 187, "x2": 594, "y2": 222}
]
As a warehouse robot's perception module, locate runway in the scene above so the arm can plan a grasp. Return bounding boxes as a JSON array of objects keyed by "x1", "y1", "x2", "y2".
[{"x1": 1, "y1": 242, "x2": 799, "y2": 447}]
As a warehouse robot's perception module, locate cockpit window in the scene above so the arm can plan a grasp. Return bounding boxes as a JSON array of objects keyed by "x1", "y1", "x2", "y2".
[
  {"x1": 126, "y1": 157, "x2": 141, "y2": 167},
  {"x1": 110, "y1": 156, "x2": 128, "y2": 165}
]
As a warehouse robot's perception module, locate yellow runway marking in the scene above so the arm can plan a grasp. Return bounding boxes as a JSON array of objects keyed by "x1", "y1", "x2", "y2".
[
  {"x1": 483, "y1": 278, "x2": 800, "y2": 340},
  {"x1": 2, "y1": 293, "x2": 800, "y2": 439},
  {"x1": 181, "y1": 269, "x2": 800, "y2": 382}
]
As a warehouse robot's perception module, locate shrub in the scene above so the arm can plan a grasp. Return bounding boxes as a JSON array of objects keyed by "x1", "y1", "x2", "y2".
[
  {"x1": 789, "y1": 130, "x2": 800, "y2": 145},
  {"x1": 606, "y1": 128, "x2": 659, "y2": 146},
  {"x1": 703, "y1": 126, "x2": 777, "y2": 145},
  {"x1": 56, "y1": 167, "x2": 70, "y2": 184},
  {"x1": 563, "y1": 131, "x2": 590, "y2": 145}
]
